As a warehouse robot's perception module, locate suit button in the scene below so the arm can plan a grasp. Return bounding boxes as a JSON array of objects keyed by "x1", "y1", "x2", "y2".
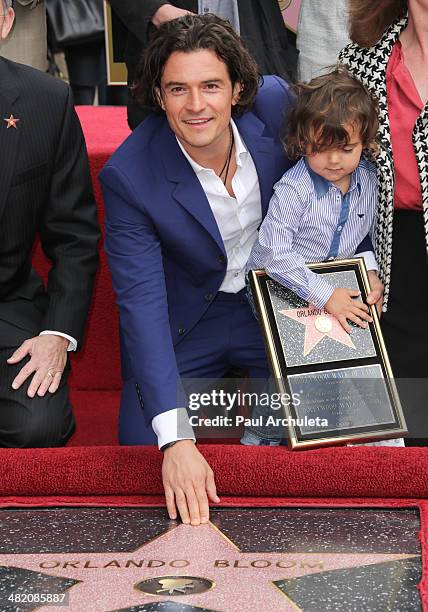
[
  {"x1": 178, "y1": 327, "x2": 186, "y2": 335},
  {"x1": 204, "y1": 293, "x2": 214, "y2": 302},
  {"x1": 219, "y1": 255, "x2": 226, "y2": 264}
]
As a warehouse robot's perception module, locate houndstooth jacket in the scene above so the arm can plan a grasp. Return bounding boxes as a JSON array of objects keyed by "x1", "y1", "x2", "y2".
[{"x1": 339, "y1": 17, "x2": 428, "y2": 310}]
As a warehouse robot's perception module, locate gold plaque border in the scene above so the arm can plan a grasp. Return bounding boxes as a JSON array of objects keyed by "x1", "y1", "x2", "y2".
[{"x1": 104, "y1": 1, "x2": 128, "y2": 86}]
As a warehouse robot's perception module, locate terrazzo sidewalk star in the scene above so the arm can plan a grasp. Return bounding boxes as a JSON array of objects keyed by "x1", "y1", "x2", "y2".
[{"x1": 0, "y1": 522, "x2": 418, "y2": 612}]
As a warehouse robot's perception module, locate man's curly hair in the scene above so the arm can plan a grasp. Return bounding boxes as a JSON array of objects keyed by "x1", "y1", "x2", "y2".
[{"x1": 132, "y1": 13, "x2": 260, "y2": 117}]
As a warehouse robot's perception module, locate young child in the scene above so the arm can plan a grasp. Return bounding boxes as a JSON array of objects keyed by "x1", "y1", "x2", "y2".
[
  {"x1": 248, "y1": 66, "x2": 379, "y2": 332},
  {"x1": 245, "y1": 67, "x2": 404, "y2": 448}
]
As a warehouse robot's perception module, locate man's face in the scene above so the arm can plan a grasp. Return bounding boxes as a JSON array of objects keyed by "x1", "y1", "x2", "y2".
[
  {"x1": 157, "y1": 49, "x2": 241, "y2": 158},
  {"x1": 0, "y1": 5, "x2": 15, "y2": 41}
]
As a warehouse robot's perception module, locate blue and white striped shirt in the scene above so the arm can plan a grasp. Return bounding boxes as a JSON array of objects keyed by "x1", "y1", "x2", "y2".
[{"x1": 247, "y1": 157, "x2": 378, "y2": 308}]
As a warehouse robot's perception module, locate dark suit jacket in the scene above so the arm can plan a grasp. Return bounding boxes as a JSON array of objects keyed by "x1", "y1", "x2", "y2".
[
  {"x1": 100, "y1": 75, "x2": 293, "y2": 425},
  {"x1": 109, "y1": 0, "x2": 298, "y2": 128},
  {"x1": 0, "y1": 58, "x2": 100, "y2": 348}
]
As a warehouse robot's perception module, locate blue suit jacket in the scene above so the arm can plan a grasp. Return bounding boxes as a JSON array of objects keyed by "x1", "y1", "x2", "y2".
[{"x1": 100, "y1": 76, "x2": 293, "y2": 425}]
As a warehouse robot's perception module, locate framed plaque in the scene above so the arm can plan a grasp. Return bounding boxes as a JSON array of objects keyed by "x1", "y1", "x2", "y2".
[{"x1": 249, "y1": 259, "x2": 407, "y2": 449}]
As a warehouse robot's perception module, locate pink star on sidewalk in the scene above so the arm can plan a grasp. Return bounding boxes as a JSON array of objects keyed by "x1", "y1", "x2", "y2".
[
  {"x1": 0, "y1": 522, "x2": 416, "y2": 612},
  {"x1": 280, "y1": 306, "x2": 356, "y2": 356}
]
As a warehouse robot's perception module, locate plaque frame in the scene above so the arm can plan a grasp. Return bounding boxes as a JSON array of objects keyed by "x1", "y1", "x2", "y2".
[
  {"x1": 104, "y1": 1, "x2": 128, "y2": 86},
  {"x1": 248, "y1": 258, "x2": 407, "y2": 449}
]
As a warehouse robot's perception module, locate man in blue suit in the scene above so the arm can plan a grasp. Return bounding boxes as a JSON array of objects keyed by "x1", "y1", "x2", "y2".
[{"x1": 100, "y1": 14, "x2": 290, "y2": 523}]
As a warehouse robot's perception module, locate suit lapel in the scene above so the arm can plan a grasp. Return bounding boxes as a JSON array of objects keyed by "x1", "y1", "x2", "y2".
[
  {"x1": 0, "y1": 59, "x2": 20, "y2": 224},
  {"x1": 162, "y1": 123, "x2": 226, "y2": 255},
  {"x1": 236, "y1": 112, "x2": 278, "y2": 218}
]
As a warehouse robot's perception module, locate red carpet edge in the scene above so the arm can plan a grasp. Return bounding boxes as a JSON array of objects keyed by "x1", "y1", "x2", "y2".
[{"x1": 0, "y1": 445, "x2": 428, "y2": 497}]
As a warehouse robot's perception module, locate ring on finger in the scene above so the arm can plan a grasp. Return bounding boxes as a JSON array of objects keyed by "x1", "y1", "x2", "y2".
[{"x1": 46, "y1": 370, "x2": 62, "y2": 379}]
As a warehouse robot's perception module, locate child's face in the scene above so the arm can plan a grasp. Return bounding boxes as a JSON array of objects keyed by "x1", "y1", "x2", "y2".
[{"x1": 305, "y1": 123, "x2": 363, "y2": 192}]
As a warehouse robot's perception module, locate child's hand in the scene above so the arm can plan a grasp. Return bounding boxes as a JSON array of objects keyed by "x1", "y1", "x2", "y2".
[{"x1": 325, "y1": 288, "x2": 373, "y2": 333}]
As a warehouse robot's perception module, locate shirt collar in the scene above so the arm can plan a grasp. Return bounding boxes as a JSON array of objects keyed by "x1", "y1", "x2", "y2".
[
  {"x1": 304, "y1": 157, "x2": 362, "y2": 198},
  {"x1": 176, "y1": 119, "x2": 248, "y2": 174}
]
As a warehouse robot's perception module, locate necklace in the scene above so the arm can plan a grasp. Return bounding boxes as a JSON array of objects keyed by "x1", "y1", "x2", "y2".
[{"x1": 219, "y1": 125, "x2": 234, "y2": 186}]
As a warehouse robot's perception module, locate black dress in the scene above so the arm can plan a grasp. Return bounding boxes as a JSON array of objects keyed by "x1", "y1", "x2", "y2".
[{"x1": 381, "y1": 210, "x2": 428, "y2": 445}]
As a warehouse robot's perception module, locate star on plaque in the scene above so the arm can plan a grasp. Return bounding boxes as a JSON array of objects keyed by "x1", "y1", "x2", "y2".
[
  {"x1": 280, "y1": 306, "x2": 355, "y2": 356},
  {"x1": 3, "y1": 114, "x2": 19, "y2": 129}
]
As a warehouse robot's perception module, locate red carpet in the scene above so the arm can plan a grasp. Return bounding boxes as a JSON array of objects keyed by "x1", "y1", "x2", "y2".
[
  {"x1": 0, "y1": 445, "x2": 427, "y2": 498},
  {"x1": 67, "y1": 390, "x2": 119, "y2": 446}
]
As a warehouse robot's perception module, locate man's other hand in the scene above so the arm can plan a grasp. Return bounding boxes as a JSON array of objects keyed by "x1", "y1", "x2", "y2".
[
  {"x1": 152, "y1": 4, "x2": 193, "y2": 27},
  {"x1": 162, "y1": 440, "x2": 220, "y2": 525},
  {"x1": 366, "y1": 270, "x2": 384, "y2": 317},
  {"x1": 7, "y1": 335, "x2": 68, "y2": 397}
]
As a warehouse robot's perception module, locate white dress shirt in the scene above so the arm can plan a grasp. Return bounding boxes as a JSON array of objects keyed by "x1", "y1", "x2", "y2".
[{"x1": 152, "y1": 120, "x2": 262, "y2": 449}]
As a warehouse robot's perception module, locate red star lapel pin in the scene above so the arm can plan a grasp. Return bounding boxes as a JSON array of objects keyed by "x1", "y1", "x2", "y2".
[{"x1": 4, "y1": 114, "x2": 20, "y2": 129}]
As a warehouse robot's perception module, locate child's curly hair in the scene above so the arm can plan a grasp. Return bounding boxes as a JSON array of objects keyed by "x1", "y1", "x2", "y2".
[{"x1": 285, "y1": 66, "x2": 379, "y2": 160}]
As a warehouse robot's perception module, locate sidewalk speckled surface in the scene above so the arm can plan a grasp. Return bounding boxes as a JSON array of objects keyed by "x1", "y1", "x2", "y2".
[{"x1": 0, "y1": 507, "x2": 421, "y2": 611}]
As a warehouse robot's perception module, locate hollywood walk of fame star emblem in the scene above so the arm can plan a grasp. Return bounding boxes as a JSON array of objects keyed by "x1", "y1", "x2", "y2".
[
  {"x1": 0, "y1": 520, "x2": 418, "y2": 612},
  {"x1": 280, "y1": 306, "x2": 356, "y2": 356},
  {"x1": 136, "y1": 575, "x2": 214, "y2": 596},
  {"x1": 156, "y1": 577, "x2": 196, "y2": 595},
  {"x1": 3, "y1": 114, "x2": 19, "y2": 129}
]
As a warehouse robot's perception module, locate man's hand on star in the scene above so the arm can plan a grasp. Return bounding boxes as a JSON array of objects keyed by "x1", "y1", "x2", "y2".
[
  {"x1": 162, "y1": 440, "x2": 220, "y2": 525},
  {"x1": 366, "y1": 270, "x2": 384, "y2": 318},
  {"x1": 7, "y1": 335, "x2": 68, "y2": 397},
  {"x1": 152, "y1": 4, "x2": 193, "y2": 27}
]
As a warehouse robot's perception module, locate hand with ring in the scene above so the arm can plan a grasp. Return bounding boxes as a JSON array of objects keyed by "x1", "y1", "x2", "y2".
[{"x1": 7, "y1": 335, "x2": 68, "y2": 397}]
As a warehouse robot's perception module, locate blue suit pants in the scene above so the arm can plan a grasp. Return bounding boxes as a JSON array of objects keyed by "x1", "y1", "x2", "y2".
[{"x1": 118, "y1": 289, "x2": 270, "y2": 445}]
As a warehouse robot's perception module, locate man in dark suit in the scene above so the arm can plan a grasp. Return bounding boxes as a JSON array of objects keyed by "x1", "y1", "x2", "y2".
[
  {"x1": 100, "y1": 14, "x2": 294, "y2": 525},
  {"x1": 109, "y1": 0, "x2": 298, "y2": 128},
  {"x1": 0, "y1": 2, "x2": 100, "y2": 447}
]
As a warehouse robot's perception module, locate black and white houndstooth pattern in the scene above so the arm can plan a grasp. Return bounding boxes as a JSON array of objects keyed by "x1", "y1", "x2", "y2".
[{"x1": 339, "y1": 17, "x2": 428, "y2": 310}]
